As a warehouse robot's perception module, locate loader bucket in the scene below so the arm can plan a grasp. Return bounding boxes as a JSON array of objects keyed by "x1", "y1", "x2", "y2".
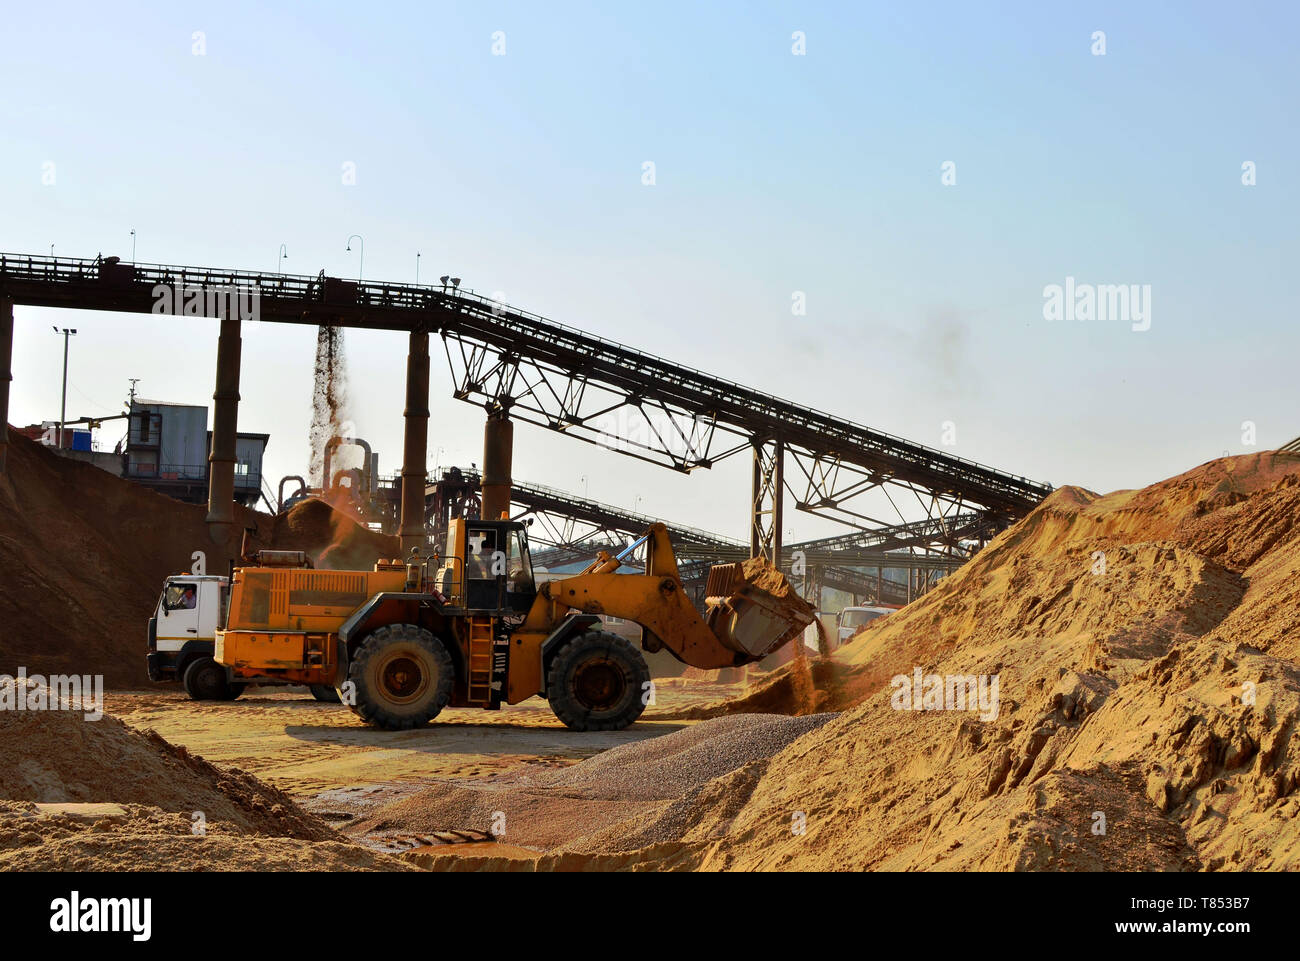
[{"x1": 703, "y1": 560, "x2": 816, "y2": 661}]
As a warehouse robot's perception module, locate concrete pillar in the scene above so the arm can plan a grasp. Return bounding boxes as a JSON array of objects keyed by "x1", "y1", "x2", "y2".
[
  {"x1": 481, "y1": 412, "x2": 513, "y2": 522},
  {"x1": 206, "y1": 316, "x2": 243, "y2": 544},
  {"x1": 399, "y1": 330, "x2": 430, "y2": 556},
  {"x1": 0, "y1": 299, "x2": 11, "y2": 474}
]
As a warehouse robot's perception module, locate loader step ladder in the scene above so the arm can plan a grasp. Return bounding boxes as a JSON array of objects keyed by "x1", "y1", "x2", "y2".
[
  {"x1": 468, "y1": 616, "x2": 495, "y2": 704},
  {"x1": 305, "y1": 633, "x2": 329, "y2": 669}
]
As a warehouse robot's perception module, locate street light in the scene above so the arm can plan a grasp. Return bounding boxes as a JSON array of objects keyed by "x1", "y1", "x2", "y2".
[
  {"x1": 346, "y1": 235, "x2": 364, "y2": 282},
  {"x1": 416, "y1": 251, "x2": 421, "y2": 285},
  {"x1": 52, "y1": 327, "x2": 77, "y2": 447},
  {"x1": 130, "y1": 229, "x2": 136, "y2": 263},
  {"x1": 278, "y1": 243, "x2": 288, "y2": 275}
]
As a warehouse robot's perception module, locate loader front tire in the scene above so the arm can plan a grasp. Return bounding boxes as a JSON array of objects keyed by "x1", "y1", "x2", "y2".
[
  {"x1": 546, "y1": 631, "x2": 650, "y2": 732},
  {"x1": 347, "y1": 624, "x2": 453, "y2": 730},
  {"x1": 309, "y1": 684, "x2": 342, "y2": 703}
]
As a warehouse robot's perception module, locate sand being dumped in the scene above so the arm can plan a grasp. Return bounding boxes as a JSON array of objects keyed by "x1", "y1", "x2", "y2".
[
  {"x1": 308, "y1": 325, "x2": 350, "y2": 488},
  {"x1": 0, "y1": 680, "x2": 410, "y2": 871},
  {"x1": 0, "y1": 433, "x2": 397, "y2": 689},
  {"x1": 269, "y1": 497, "x2": 398, "y2": 570}
]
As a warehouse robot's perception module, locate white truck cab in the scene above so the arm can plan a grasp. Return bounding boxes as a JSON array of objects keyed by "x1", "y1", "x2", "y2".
[
  {"x1": 836, "y1": 605, "x2": 894, "y2": 646},
  {"x1": 146, "y1": 575, "x2": 242, "y2": 700}
]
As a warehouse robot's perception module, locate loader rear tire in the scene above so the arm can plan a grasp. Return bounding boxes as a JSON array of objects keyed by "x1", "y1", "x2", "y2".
[
  {"x1": 183, "y1": 656, "x2": 237, "y2": 702},
  {"x1": 347, "y1": 624, "x2": 453, "y2": 730},
  {"x1": 546, "y1": 631, "x2": 650, "y2": 732},
  {"x1": 309, "y1": 684, "x2": 341, "y2": 703}
]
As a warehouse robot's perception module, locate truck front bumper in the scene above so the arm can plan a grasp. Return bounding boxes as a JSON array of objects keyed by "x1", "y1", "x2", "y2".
[{"x1": 146, "y1": 651, "x2": 181, "y2": 682}]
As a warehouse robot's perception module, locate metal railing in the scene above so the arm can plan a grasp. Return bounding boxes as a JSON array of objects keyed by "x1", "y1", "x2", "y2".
[{"x1": 0, "y1": 251, "x2": 1052, "y2": 516}]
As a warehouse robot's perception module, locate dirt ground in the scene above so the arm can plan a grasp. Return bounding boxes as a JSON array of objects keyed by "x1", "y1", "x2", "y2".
[{"x1": 100, "y1": 680, "x2": 744, "y2": 855}]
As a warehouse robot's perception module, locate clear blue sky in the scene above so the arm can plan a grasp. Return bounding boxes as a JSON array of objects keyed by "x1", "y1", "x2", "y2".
[{"x1": 3, "y1": 1, "x2": 1296, "y2": 541}]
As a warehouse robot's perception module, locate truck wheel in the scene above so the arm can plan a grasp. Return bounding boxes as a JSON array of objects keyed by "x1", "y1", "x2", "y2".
[
  {"x1": 309, "y1": 684, "x2": 341, "y2": 703},
  {"x1": 347, "y1": 624, "x2": 454, "y2": 730},
  {"x1": 546, "y1": 631, "x2": 650, "y2": 731},
  {"x1": 182, "y1": 656, "x2": 234, "y2": 702}
]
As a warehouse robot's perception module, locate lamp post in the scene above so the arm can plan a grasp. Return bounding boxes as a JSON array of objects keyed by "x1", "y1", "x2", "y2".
[
  {"x1": 416, "y1": 251, "x2": 421, "y2": 285},
  {"x1": 278, "y1": 243, "x2": 288, "y2": 275},
  {"x1": 53, "y1": 327, "x2": 77, "y2": 447},
  {"x1": 130, "y1": 229, "x2": 136, "y2": 263},
  {"x1": 346, "y1": 235, "x2": 364, "y2": 282}
]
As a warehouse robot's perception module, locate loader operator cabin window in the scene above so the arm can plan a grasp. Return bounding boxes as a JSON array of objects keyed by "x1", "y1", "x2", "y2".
[
  {"x1": 507, "y1": 530, "x2": 533, "y2": 592},
  {"x1": 466, "y1": 528, "x2": 499, "y2": 580}
]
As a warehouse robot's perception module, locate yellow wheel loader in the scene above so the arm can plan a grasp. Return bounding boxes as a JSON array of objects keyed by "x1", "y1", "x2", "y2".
[{"x1": 214, "y1": 520, "x2": 813, "y2": 730}]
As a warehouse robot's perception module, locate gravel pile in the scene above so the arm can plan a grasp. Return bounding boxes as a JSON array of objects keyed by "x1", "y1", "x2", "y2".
[{"x1": 533, "y1": 713, "x2": 837, "y2": 802}]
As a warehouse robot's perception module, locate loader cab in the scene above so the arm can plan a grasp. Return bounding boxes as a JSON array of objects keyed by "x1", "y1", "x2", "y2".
[{"x1": 438, "y1": 517, "x2": 537, "y2": 614}]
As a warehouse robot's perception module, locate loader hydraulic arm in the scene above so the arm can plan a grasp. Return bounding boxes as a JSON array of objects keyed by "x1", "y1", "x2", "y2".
[{"x1": 522, "y1": 523, "x2": 804, "y2": 670}]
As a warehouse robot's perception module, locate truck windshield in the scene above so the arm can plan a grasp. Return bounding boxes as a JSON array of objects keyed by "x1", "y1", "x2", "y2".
[
  {"x1": 164, "y1": 582, "x2": 198, "y2": 610},
  {"x1": 842, "y1": 609, "x2": 883, "y2": 629}
]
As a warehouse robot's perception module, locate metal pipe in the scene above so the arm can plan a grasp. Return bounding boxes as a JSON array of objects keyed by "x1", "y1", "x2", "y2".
[
  {"x1": 59, "y1": 331, "x2": 69, "y2": 447},
  {"x1": 0, "y1": 299, "x2": 11, "y2": 473},
  {"x1": 277, "y1": 474, "x2": 307, "y2": 511},
  {"x1": 399, "y1": 329, "x2": 430, "y2": 555},
  {"x1": 324, "y1": 434, "x2": 372, "y2": 492},
  {"x1": 206, "y1": 315, "x2": 243, "y2": 544},
  {"x1": 481, "y1": 412, "x2": 513, "y2": 522}
]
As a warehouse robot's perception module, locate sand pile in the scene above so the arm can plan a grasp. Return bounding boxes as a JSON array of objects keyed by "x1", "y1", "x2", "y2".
[
  {"x1": 353, "y1": 714, "x2": 835, "y2": 857},
  {"x1": 0, "y1": 684, "x2": 409, "y2": 871},
  {"x1": 596, "y1": 450, "x2": 1300, "y2": 871},
  {"x1": 0, "y1": 433, "x2": 254, "y2": 687},
  {"x1": 0, "y1": 681, "x2": 331, "y2": 838},
  {"x1": 0, "y1": 802, "x2": 412, "y2": 871},
  {"x1": 0, "y1": 433, "x2": 395, "y2": 688}
]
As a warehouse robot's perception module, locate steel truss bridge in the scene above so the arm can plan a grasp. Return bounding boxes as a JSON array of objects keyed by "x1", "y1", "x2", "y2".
[{"x1": 0, "y1": 252, "x2": 1051, "y2": 569}]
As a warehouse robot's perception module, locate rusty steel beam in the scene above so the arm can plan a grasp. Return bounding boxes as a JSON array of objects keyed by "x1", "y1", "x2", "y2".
[
  {"x1": 750, "y1": 437, "x2": 784, "y2": 564},
  {"x1": 481, "y1": 412, "x2": 513, "y2": 523},
  {"x1": 399, "y1": 329, "x2": 431, "y2": 556},
  {"x1": 206, "y1": 316, "x2": 243, "y2": 544},
  {"x1": 0, "y1": 298, "x2": 11, "y2": 473}
]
